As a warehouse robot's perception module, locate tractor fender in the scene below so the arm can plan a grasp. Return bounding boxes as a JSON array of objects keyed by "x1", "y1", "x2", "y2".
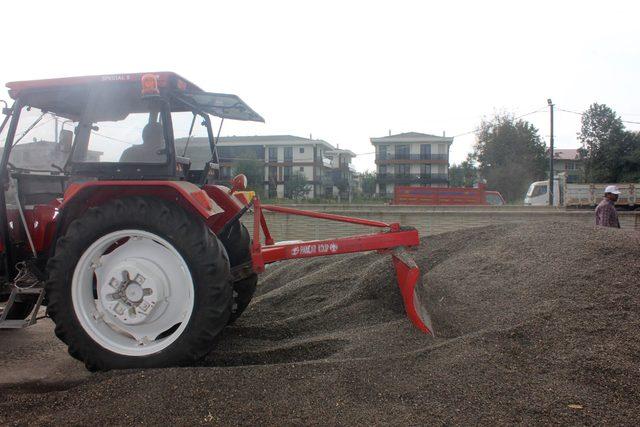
[
  {"x1": 61, "y1": 180, "x2": 222, "y2": 217},
  {"x1": 51, "y1": 181, "x2": 224, "y2": 252}
]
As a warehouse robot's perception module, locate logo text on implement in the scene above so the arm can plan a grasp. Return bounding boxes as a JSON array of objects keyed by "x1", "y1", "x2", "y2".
[
  {"x1": 290, "y1": 243, "x2": 339, "y2": 257},
  {"x1": 101, "y1": 74, "x2": 133, "y2": 82}
]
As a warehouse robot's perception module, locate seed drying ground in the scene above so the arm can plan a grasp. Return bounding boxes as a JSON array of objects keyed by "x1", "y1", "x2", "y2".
[{"x1": 1, "y1": 221, "x2": 639, "y2": 425}]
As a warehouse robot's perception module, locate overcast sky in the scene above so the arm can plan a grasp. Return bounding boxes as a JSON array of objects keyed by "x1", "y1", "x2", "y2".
[{"x1": 2, "y1": 0, "x2": 639, "y2": 171}]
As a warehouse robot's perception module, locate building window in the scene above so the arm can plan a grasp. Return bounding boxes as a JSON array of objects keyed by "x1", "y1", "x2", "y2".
[
  {"x1": 420, "y1": 164, "x2": 431, "y2": 177},
  {"x1": 299, "y1": 147, "x2": 304, "y2": 153},
  {"x1": 284, "y1": 147, "x2": 293, "y2": 162},
  {"x1": 299, "y1": 166, "x2": 304, "y2": 172},
  {"x1": 379, "y1": 164, "x2": 387, "y2": 178},
  {"x1": 378, "y1": 145, "x2": 388, "y2": 160},
  {"x1": 395, "y1": 164, "x2": 410, "y2": 177},
  {"x1": 420, "y1": 144, "x2": 431, "y2": 160},
  {"x1": 269, "y1": 147, "x2": 278, "y2": 162},
  {"x1": 396, "y1": 145, "x2": 410, "y2": 160},
  {"x1": 268, "y1": 166, "x2": 277, "y2": 183},
  {"x1": 284, "y1": 166, "x2": 292, "y2": 180}
]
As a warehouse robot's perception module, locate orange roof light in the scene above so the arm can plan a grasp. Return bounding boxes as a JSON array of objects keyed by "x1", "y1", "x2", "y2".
[{"x1": 141, "y1": 74, "x2": 160, "y2": 96}]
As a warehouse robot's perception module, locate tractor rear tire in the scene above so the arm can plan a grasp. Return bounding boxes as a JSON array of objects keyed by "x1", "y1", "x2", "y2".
[
  {"x1": 46, "y1": 197, "x2": 232, "y2": 371},
  {"x1": 218, "y1": 222, "x2": 257, "y2": 324}
]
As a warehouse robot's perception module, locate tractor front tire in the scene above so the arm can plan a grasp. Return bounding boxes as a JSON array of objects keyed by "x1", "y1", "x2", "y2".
[{"x1": 46, "y1": 197, "x2": 232, "y2": 371}]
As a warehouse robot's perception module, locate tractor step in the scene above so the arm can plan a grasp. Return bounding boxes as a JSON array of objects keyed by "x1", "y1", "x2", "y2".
[{"x1": 0, "y1": 286, "x2": 45, "y2": 329}]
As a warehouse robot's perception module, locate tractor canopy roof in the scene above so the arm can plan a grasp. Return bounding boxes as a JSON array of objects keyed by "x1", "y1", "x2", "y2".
[{"x1": 6, "y1": 72, "x2": 264, "y2": 123}]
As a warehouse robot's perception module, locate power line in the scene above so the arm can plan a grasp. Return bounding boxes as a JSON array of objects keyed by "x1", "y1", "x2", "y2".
[
  {"x1": 91, "y1": 131, "x2": 136, "y2": 146},
  {"x1": 557, "y1": 107, "x2": 640, "y2": 125},
  {"x1": 451, "y1": 107, "x2": 548, "y2": 138}
]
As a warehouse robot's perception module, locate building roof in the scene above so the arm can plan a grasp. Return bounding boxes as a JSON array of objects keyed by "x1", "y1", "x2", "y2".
[
  {"x1": 370, "y1": 132, "x2": 454, "y2": 144},
  {"x1": 553, "y1": 148, "x2": 580, "y2": 161},
  {"x1": 325, "y1": 148, "x2": 357, "y2": 157},
  {"x1": 177, "y1": 135, "x2": 335, "y2": 151}
]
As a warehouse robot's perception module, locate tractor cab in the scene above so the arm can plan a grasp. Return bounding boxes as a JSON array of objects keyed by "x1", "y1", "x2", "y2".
[{"x1": 3, "y1": 72, "x2": 263, "y2": 184}]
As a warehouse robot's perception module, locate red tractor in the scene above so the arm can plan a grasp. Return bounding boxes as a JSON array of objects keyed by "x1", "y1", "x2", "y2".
[{"x1": 0, "y1": 72, "x2": 430, "y2": 370}]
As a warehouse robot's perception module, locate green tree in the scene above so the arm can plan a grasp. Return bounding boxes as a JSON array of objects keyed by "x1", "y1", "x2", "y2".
[
  {"x1": 232, "y1": 149, "x2": 265, "y2": 198},
  {"x1": 284, "y1": 171, "x2": 311, "y2": 200},
  {"x1": 578, "y1": 103, "x2": 640, "y2": 182},
  {"x1": 449, "y1": 155, "x2": 478, "y2": 187},
  {"x1": 472, "y1": 114, "x2": 547, "y2": 203},
  {"x1": 620, "y1": 131, "x2": 640, "y2": 182},
  {"x1": 360, "y1": 171, "x2": 377, "y2": 196}
]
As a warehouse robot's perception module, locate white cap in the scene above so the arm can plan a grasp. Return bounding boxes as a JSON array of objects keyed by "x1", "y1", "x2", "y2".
[{"x1": 605, "y1": 185, "x2": 621, "y2": 195}]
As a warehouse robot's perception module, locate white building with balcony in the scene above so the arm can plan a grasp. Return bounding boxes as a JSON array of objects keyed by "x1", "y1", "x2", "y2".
[
  {"x1": 177, "y1": 135, "x2": 356, "y2": 199},
  {"x1": 370, "y1": 132, "x2": 453, "y2": 196}
]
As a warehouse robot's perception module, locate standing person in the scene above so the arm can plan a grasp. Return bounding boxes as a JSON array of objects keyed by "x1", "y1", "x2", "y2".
[{"x1": 595, "y1": 185, "x2": 621, "y2": 228}]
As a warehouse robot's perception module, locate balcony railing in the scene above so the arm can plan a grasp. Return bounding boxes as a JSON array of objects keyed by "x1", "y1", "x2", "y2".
[
  {"x1": 219, "y1": 157, "x2": 266, "y2": 163},
  {"x1": 376, "y1": 153, "x2": 448, "y2": 161},
  {"x1": 376, "y1": 173, "x2": 449, "y2": 184}
]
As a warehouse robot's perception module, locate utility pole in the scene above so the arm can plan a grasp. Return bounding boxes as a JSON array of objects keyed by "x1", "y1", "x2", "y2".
[{"x1": 547, "y1": 99, "x2": 554, "y2": 206}]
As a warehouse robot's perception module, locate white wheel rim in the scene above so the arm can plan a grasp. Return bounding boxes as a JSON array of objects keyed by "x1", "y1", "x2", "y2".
[{"x1": 71, "y1": 229, "x2": 195, "y2": 356}]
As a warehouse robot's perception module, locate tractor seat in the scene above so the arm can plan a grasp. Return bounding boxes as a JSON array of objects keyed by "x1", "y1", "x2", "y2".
[
  {"x1": 119, "y1": 122, "x2": 166, "y2": 163},
  {"x1": 119, "y1": 145, "x2": 166, "y2": 163}
]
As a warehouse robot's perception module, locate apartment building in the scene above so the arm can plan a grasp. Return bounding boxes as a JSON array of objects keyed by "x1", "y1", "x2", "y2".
[
  {"x1": 177, "y1": 135, "x2": 356, "y2": 198},
  {"x1": 370, "y1": 132, "x2": 453, "y2": 196},
  {"x1": 324, "y1": 148, "x2": 357, "y2": 197}
]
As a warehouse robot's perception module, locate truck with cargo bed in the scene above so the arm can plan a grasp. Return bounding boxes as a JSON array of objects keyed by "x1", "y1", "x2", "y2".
[{"x1": 524, "y1": 173, "x2": 637, "y2": 209}]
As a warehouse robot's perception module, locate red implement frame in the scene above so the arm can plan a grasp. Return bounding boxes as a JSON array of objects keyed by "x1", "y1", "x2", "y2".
[{"x1": 249, "y1": 198, "x2": 433, "y2": 335}]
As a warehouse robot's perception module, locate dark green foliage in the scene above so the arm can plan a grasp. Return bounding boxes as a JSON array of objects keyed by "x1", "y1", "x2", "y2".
[
  {"x1": 578, "y1": 103, "x2": 640, "y2": 183},
  {"x1": 232, "y1": 150, "x2": 265, "y2": 198},
  {"x1": 620, "y1": 132, "x2": 640, "y2": 182},
  {"x1": 449, "y1": 155, "x2": 478, "y2": 187},
  {"x1": 360, "y1": 171, "x2": 377, "y2": 196},
  {"x1": 284, "y1": 171, "x2": 311, "y2": 199},
  {"x1": 472, "y1": 114, "x2": 547, "y2": 202}
]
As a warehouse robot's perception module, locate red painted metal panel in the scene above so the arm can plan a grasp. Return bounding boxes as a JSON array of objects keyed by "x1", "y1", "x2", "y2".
[
  {"x1": 61, "y1": 181, "x2": 222, "y2": 219},
  {"x1": 392, "y1": 251, "x2": 433, "y2": 335},
  {"x1": 259, "y1": 229, "x2": 419, "y2": 264}
]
